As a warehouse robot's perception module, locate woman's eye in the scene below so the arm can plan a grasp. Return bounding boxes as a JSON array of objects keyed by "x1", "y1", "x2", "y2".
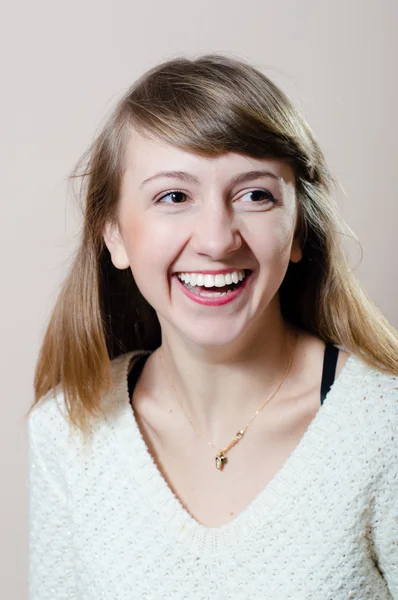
[
  {"x1": 155, "y1": 191, "x2": 187, "y2": 204},
  {"x1": 155, "y1": 189, "x2": 276, "y2": 206},
  {"x1": 239, "y1": 189, "x2": 276, "y2": 204}
]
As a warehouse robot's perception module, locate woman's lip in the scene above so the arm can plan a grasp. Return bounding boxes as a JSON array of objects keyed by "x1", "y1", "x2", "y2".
[
  {"x1": 173, "y1": 271, "x2": 253, "y2": 307},
  {"x1": 173, "y1": 268, "x2": 253, "y2": 275}
]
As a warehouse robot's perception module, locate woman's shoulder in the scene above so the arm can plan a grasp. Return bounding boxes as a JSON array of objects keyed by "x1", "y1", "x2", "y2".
[
  {"x1": 28, "y1": 384, "x2": 70, "y2": 442},
  {"x1": 343, "y1": 351, "x2": 398, "y2": 397},
  {"x1": 29, "y1": 349, "x2": 149, "y2": 423},
  {"x1": 27, "y1": 385, "x2": 74, "y2": 485},
  {"x1": 337, "y1": 352, "x2": 398, "y2": 444}
]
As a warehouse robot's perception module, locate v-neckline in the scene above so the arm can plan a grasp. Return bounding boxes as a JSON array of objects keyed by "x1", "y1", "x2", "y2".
[{"x1": 108, "y1": 349, "x2": 362, "y2": 549}]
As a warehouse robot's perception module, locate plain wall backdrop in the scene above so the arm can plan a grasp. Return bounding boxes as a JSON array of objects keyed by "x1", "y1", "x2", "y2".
[{"x1": 1, "y1": 0, "x2": 397, "y2": 597}]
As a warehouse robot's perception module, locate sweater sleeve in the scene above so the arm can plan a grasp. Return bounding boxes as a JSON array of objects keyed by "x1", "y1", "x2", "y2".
[
  {"x1": 28, "y1": 402, "x2": 75, "y2": 599},
  {"x1": 370, "y1": 380, "x2": 398, "y2": 598}
]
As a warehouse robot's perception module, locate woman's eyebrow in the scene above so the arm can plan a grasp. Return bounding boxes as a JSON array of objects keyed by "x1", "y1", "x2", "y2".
[
  {"x1": 140, "y1": 170, "x2": 200, "y2": 189},
  {"x1": 229, "y1": 169, "x2": 280, "y2": 186},
  {"x1": 140, "y1": 169, "x2": 280, "y2": 189}
]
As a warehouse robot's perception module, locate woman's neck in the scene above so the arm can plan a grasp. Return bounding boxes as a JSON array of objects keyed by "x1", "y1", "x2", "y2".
[{"x1": 146, "y1": 318, "x2": 301, "y2": 442}]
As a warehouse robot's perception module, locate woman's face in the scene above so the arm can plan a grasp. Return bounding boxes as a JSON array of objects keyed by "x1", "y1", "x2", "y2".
[{"x1": 104, "y1": 127, "x2": 302, "y2": 348}]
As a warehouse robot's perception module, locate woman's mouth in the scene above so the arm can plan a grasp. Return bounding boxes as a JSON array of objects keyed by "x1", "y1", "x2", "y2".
[{"x1": 173, "y1": 269, "x2": 253, "y2": 306}]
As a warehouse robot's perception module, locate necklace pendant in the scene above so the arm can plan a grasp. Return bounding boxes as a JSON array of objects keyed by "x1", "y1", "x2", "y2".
[{"x1": 215, "y1": 453, "x2": 228, "y2": 470}]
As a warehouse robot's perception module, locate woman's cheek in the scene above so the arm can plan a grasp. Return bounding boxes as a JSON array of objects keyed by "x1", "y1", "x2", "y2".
[
  {"x1": 126, "y1": 224, "x2": 177, "y2": 296},
  {"x1": 257, "y1": 222, "x2": 292, "y2": 265}
]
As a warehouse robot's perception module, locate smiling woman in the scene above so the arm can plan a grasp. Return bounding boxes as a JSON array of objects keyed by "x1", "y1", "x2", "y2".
[
  {"x1": 27, "y1": 54, "x2": 398, "y2": 599},
  {"x1": 103, "y1": 130, "x2": 301, "y2": 346}
]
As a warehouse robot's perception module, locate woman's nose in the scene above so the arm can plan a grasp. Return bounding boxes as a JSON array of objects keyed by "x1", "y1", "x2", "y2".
[{"x1": 190, "y1": 203, "x2": 242, "y2": 259}]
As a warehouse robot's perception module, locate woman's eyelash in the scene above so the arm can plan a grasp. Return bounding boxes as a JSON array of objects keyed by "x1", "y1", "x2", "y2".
[
  {"x1": 242, "y1": 189, "x2": 276, "y2": 204},
  {"x1": 155, "y1": 189, "x2": 277, "y2": 205},
  {"x1": 156, "y1": 191, "x2": 187, "y2": 204}
]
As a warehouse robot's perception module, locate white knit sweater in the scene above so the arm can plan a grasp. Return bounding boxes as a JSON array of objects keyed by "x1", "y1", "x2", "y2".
[{"x1": 28, "y1": 349, "x2": 398, "y2": 599}]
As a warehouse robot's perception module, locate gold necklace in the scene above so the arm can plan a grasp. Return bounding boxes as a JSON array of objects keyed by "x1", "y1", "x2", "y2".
[{"x1": 159, "y1": 331, "x2": 298, "y2": 471}]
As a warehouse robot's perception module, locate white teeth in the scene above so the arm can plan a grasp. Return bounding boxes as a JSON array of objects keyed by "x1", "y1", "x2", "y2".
[
  {"x1": 199, "y1": 291, "x2": 226, "y2": 297},
  {"x1": 177, "y1": 270, "x2": 247, "y2": 287},
  {"x1": 204, "y1": 274, "x2": 215, "y2": 288},
  {"x1": 215, "y1": 274, "x2": 225, "y2": 287}
]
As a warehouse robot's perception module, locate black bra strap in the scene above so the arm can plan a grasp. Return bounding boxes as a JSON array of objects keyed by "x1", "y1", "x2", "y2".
[
  {"x1": 320, "y1": 344, "x2": 339, "y2": 405},
  {"x1": 128, "y1": 354, "x2": 150, "y2": 401}
]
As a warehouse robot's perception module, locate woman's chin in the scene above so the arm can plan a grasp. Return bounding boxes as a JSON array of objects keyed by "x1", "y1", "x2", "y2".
[{"x1": 174, "y1": 321, "x2": 253, "y2": 350}]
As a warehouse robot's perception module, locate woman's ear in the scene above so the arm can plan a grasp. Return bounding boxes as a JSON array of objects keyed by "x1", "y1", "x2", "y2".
[{"x1": 103, "y1": 221, "x2": 130, "y2": 269}]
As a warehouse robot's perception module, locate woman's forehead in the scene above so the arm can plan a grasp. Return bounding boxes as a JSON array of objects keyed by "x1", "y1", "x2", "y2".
[{"x1": 123, "y1": 128, "x2": 296, "y2": 187}]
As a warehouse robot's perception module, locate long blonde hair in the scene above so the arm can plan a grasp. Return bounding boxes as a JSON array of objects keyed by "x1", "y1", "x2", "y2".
[{"x1": 29, "y1": 53, "x2": 398, "y2": 437}]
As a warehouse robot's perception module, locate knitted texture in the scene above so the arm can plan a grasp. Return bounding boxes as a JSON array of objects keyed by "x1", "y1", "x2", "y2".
[{"x1": 28, "y1": 350, "x2": 398, "y2": 599}]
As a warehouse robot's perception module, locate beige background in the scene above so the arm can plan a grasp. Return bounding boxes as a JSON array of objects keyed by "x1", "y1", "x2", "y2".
[{"x1": 1, "y1": 0, "x2": 397, "y2": 597}]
